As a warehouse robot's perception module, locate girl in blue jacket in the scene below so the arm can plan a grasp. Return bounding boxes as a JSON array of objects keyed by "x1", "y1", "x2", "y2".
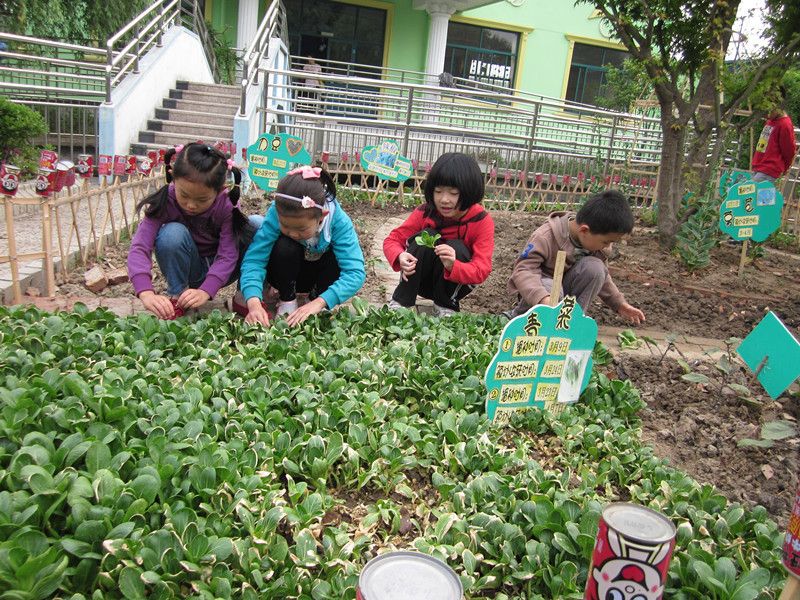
[{"x1": 238, "y1": 166, "x2": 365, "y2": 326}]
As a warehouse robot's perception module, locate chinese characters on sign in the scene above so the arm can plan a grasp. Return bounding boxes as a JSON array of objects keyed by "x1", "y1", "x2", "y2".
[
  {"x1": 485, "y1": 297, "x2": 598, "y2": 423},
  {"x1": 247, "y1": 133, "x2": 312, "y2": 191},
  {"x1": 719, "y1": 180, "x2": 784, "y2": 242}
]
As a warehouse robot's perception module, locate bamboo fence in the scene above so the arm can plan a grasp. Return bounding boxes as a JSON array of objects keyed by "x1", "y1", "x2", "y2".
[{"x1": 0, "y1": 171, "x2": 162, "y2": 304}]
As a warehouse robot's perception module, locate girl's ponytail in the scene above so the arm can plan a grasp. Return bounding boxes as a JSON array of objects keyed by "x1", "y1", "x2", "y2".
[
  {"x1": 228, "y1": 164, "x2": 248, "y2": 242},
  {"x1": 163, "y1": 147, "x2": 178, "y2": 183}
]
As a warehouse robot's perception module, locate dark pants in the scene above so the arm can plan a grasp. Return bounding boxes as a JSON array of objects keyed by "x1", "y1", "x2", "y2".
[
  {"x1": 391, "y1": 228, "x2": 473, "y2": 311},
  {"x1": 266, "y1": 235, "x2": 340, "y2": 301}
]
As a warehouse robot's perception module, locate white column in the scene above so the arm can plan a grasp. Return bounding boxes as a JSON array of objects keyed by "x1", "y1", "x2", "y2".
[
  {"x1": 236, "y1": 0, "x2": 259, "y2": 52},
  {"x1": 424, "y1": 9, "x2": 453, "y2": 85}
]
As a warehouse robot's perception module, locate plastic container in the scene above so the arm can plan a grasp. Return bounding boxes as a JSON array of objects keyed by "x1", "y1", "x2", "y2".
[{"x1": 356, "y1": 551, "x2": 462, "y2": 600}]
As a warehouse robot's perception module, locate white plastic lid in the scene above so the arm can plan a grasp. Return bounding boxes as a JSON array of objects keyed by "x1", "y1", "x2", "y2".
[{"x1": 359, "y1": 551, "x2": 463, "y2": 600}]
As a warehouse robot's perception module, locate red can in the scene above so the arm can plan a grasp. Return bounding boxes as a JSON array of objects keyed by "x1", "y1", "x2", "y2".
[
  {"x1": 0, "y1": 163, "x2": 20, "y2": 196},
  {"x1": 783, "y1": 482, "x2": 800, "y2": 577},
  {"x1": 97, "y1": 155, "x2": 113, "y2": 176},
  {"x1": 356, "y1": 551, "x2": 462, "y2": 600},
  {"x1": 585, "y1": 503, "x2": 676, "y2": 600},
  {"x1": 54, "y1": 160, "x2": 75, "y2": 192},
  {"x1": 34, "y1": 167, "x2": 56, "y2": 196},
  {"x1": 39, "y1": 149, "x2": 58, "y2": 170},
  {"x1": 76, "y1": 154, "x2": 93, "y2": 178},
  {"x1": 138, "y1": 156, "x2": 153, "y2": 176}
]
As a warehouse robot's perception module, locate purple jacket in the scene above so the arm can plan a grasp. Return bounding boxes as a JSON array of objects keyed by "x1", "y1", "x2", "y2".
[{"x1": 127, "y1": 183, "x2": 237, "y2": 298}]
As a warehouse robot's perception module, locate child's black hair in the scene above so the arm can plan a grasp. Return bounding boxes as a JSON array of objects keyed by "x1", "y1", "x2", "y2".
[
  {"x1": 274, "y1": 167, "x2": 337, "y2": 219},
  {"x1": 423, "y1": 152, "x2": 485, "y2": 217},
  {"x1": 575, "y1": 189, "x2": 634, "y2": 234},
  {"x1": 136, "y1": 142, "x2": 248, "y2": 239}
]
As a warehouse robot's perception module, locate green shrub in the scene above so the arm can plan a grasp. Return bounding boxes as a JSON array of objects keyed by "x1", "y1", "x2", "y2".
[{"x1": 0, "y1": 96, "x2": 47, "y2": 177}]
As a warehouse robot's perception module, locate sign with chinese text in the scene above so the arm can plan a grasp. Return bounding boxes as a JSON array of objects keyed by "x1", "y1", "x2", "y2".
[
  {"x1": 247, "y1": 133, "x2": 311, "y2": 191},
  {"x1": 485, "y1": 297, "x2": 598, "y2": 424},
  {"x1": 737, "y1": 311, "x2": 800, "y2": 399},
  {"x1": 360, "y1": 140, "x2": 413, "y2": 182},
  {"x1": 719, "y1": 180, "x2": 783, "y2": 242}
]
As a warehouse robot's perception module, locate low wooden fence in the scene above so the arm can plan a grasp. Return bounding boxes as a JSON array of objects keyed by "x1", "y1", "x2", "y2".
[{"x1": 0, "y1": 172, "x2": 162, "y2": 304}]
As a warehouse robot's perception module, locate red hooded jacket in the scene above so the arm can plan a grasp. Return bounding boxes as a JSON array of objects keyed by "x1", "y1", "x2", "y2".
[
  {"x1": 751, "y1": 114, "x2": 797, "y2": 178},
  {"x1": 383, "y1": 204, "x2": 495, "y2": 285}
]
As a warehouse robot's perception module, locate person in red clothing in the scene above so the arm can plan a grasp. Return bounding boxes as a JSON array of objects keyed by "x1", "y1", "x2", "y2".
[
  {"x1": 383, "y1": 152, "x2": 494, "y2": 317},
  {"x1": 751, "y1": 87, "x2": 797, "y2": 183}
]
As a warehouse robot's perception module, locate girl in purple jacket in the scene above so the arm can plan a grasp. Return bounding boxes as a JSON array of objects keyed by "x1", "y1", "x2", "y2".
[{"x1": 127, "y1": 143, "x2": 259, "y2": 319}]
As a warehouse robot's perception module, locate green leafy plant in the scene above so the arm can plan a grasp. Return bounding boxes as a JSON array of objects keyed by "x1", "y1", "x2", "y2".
[
  {"x1": 414, "y1": 231, "x2": 441, "y2": 248},
  {"x1": 675, "y1": 192, "x2": 720, "y2": 271},
  {"x1": 738, "y1": 420, "x2": 798, "y2": 448},
  {"x1": 0, "y1": 304, "x2": 789, "y2": 597},
  {"x1": 617, "y1": 329, "x2": 642, "y2": 349},
  {"x1": 0, "y1": 96, "x2": 47, "y2": 177}
]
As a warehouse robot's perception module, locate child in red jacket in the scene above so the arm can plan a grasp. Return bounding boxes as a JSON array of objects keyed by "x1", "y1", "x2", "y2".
[
  {"x1": 383, "y1": 152, "x2": 495, "y2": 316},
  {"x1": 752, "y1": 87, "x2": 797, "y2": 182}
]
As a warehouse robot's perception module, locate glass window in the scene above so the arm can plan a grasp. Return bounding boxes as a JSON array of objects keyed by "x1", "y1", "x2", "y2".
[
  {"x1": 565, "y1": 42, "x2": 628, "y2": 105},
  {"x1": 445, "y1": 22, "x2": 519, "y2": 89}
]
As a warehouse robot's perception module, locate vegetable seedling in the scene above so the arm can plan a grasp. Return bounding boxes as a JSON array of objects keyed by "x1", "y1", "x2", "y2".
[{"x1": 415, "y1": 232, "x2": 441, "y2": 248}]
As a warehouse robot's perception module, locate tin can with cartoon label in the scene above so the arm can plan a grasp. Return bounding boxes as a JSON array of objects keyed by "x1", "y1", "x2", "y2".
[
  {"x1": 783, "y1": 482, "x2": 800, "y2": 578},
  {"x1": 76, "y1": 154, "x2": 93, "y2": 177},
  {"x1": 0, "y1": 163, "x2": 20, "y2": 196},
  {"x1": 585, "y1": 503, "x2": 676, "y2": 600},
  {"x1": 35, "y1": 167, "x2": 55, "y2": 196},
  {"x1": 356, "y1": 552, "x2": 462, "y2": 600}
]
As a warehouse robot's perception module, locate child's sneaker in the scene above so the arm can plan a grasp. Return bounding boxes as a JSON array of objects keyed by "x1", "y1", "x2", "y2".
[
  {"x1": 386, "y1": 299, "x2": 407, "y2": 310},
  {"x1": 433, "y1": 303, "x2": 457, "y2": 317},
  {"x1": 276, "y1": 298, "x2": 299, "y2": 316},
  {"x1": 228, "y1": 290, "x2": 248, "y2": 318}
]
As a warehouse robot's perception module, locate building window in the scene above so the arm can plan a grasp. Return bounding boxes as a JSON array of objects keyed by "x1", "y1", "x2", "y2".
[
  {"x1": 565, "y1": 42, "x2": 627, "y2": 105},
  {"x1": 444, "y1": 22, "x2": 519, "y2": 89}
]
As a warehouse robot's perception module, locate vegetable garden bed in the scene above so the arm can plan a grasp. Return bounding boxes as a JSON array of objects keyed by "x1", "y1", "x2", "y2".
[{"x1": 0, "y1": 302, "x2": 788, "y2": 598}]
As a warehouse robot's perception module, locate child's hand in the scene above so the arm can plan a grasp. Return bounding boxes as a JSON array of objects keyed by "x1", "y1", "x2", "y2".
[
  {"x1": 398, "y1": 252, "x2": 417, "y2": 281},
  {"x1": 286, "y1": 297, "x2": 327, "y2": 327},
  {"x1": 245, "y1": 298, "x2": 270, "y2": 326},
  {"x1": 177, "y1": 288, "x2": 210, "y2": 310},
  {"x1": 617, "y1": 302, "x2": 645, "y2": 325},
  {"x1": 139, "y1": 290, "x2": 175, "y2": 319},
  {"x1": 434, "y1": 244, "x2": 456, "y2": 271}
]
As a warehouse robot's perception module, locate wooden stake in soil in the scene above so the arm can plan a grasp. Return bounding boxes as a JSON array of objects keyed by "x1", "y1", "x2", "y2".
[
  {"x1": 550, "y1": 250, "x2": 567, "y2": 307},
  {"x1": 779, "y1": 575, "x2": 800, "y2": 600},
  {"x1": 41, "y1": 199, "x2": 55, "y2": 296},
  {"x1": 738, "y1": 238, "x2": 749, "y2": 279},
  {"x1": 3, "y1": 197, "x2": 22, "y2": 304}
]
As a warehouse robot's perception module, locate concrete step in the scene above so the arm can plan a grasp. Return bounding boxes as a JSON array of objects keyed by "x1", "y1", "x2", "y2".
[
  {"x1": 176, "y1": 80, "x2": 240, "y2": 97},
  {"x1": 154, "y1": 107, "x2": 234, "y2": 127},
  {"x1": 169, "y1": 88, "x2": 240, "y2": 106},
  {"x1": 161, "y1": 97, "x2": 239, "y2": 116},
  {"x1": 135, "y1": 131, "x2": 233, "y2": 148},
  {"x1": 147, "y1": 119, "x2": 233, "y2": 139}
]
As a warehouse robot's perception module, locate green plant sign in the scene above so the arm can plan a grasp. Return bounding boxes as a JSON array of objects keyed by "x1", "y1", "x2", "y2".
[
  {"x1": 485, "y1": 297, "x2": 598, "y2": 423},
  {"x1": 360, "y1": 140, "x2": 413, "y2": 182},
  {"x1": 719, "y1": 180, "x2": 784, "y2": 242},
  {"x1": 737, "y1": 311, "x2": 800, "y2": 399},
  {"x1": 247, "y1": 133, "x2": 311, "y2": 191}
]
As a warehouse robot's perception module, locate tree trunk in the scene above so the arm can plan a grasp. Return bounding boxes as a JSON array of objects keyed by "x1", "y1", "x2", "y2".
[{"x1": 656, "y1": 116, "x2": 686, "y2": 248}]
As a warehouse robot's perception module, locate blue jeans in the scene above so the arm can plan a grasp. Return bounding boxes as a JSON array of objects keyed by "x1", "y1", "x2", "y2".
[{"x1": 155, "y1": 215, "x2": 263, "y2": 296}]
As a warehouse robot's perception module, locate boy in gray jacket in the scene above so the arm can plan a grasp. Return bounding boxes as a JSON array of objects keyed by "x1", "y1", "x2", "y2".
[{"x1": 505, "y1": 189, "x2": 645, "y2": 324}]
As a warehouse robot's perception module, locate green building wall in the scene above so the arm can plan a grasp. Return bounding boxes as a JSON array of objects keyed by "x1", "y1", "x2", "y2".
[{"x1": 205, "y1": 0, "x2": 621, "y2": 101}]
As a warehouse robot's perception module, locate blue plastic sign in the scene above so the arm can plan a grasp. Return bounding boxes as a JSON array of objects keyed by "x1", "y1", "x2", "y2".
[
  {"x1": 360, "y1": 140, "x2": 413, "y2": 182},
  {"x1": 718, "y1": 168, "x2": 751, "y2": 198},
  {"x1": 247, "y1": 133, "x2": 311, "y2": 191},
  {"x1": 719, "y1": 180, "x2": 784, "y2": 242},
  {"x1": 737, "y1": 311, "x2": 800, "y2": 399},
  {"x1": 485, "y1": 297, "x2": 598, "y2": 424}
]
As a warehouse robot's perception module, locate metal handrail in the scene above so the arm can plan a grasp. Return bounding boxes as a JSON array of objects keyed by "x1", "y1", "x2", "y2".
[{"x1": 239, "y1": 0, "x2": 288, "y2": 115}]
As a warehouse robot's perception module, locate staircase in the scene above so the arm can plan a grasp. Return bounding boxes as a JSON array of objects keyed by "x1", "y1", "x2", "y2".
[{"x1": 130, "y1": 81, "x2": 239, "y2": 155}]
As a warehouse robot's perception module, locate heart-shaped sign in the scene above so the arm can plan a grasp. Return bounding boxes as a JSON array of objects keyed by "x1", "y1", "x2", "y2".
[{"x1": 286, "y1": 138, "x2": 303, "y2": 157}]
